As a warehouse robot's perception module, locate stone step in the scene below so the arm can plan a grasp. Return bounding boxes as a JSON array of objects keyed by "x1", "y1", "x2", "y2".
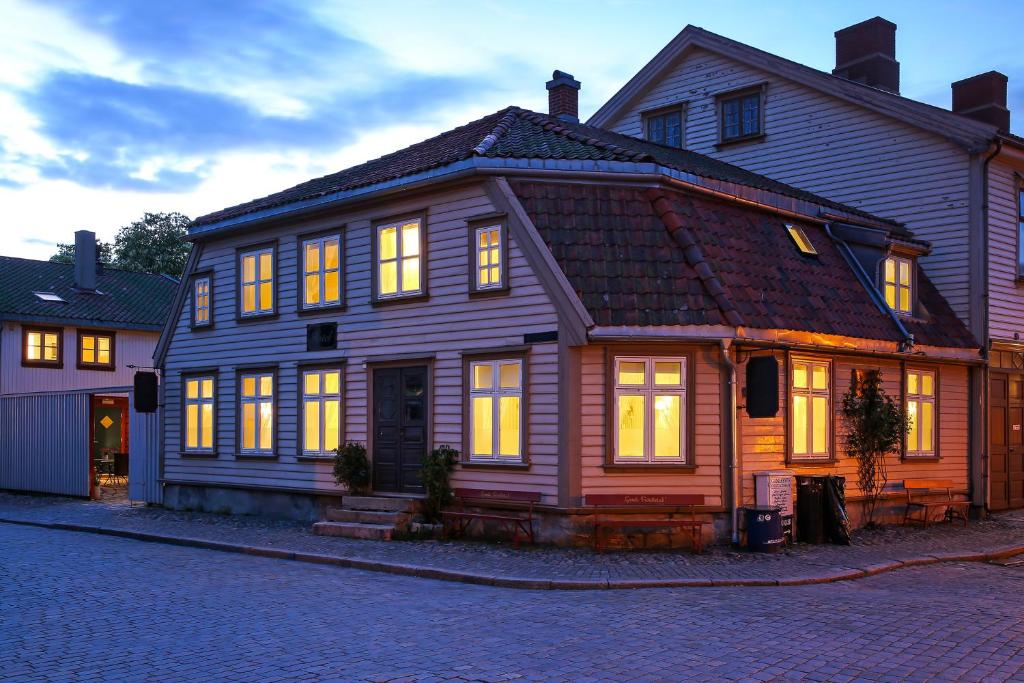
[
  {"x1": 325, "y1": 507, "x2": 410, "y2": 526},
  {"x1": 312, "y1": 521, "x2": 395, "y2": 541},
  {"x1": 341, "y1": 495, "x2": 422, "y2": 513}
]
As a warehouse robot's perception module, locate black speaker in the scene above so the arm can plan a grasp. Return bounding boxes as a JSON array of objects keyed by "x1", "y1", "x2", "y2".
[
  {"x1": 307, "y1": 322, "x2": 338, "y2": 351},
  {"x1": 745, "y1": 356, "x2": 779, "y2": 418},
  {"x1": 134, "y1": 371, "x2": 159, "y2": 413}
]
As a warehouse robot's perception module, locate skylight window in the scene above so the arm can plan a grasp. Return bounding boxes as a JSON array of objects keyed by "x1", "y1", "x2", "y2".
[
  {"x1": 785, "y1": 224, "x2": 818, "y2": 256},
  {"x1": 33, "y1": 291, "x2": 66, "y2": 303}
]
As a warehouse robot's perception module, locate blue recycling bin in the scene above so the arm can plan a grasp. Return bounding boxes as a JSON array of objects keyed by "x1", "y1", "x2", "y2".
[{"x1": 745, "y1": 506, "x2": 784, "y2": 552}]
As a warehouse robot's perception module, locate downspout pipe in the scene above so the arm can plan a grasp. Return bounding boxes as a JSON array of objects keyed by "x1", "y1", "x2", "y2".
[{"x1": 720, "y1": 339, "x2": 740, "y2": 545}]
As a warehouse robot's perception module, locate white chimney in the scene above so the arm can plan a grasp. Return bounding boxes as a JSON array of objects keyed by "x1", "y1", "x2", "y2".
[{"x1": 74, "y1": 230, "x2": 97, "y2": 291}]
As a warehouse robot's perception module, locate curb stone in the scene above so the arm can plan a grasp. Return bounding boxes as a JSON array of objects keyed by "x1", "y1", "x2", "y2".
[{"x1": 2, "y1": 515, "x2": 1021, "y2": 591}]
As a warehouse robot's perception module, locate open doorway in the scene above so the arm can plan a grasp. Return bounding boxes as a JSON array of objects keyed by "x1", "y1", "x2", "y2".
[{"x1": 90, "y1": 395, "x2": 129, "y2": 502}]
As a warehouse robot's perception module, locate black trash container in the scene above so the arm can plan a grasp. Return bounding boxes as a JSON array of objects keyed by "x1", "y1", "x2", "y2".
[
  {"x1": 824, "y1": 475, "x2": 851, "y2": 545},
  {"x1": 796, "y1": 475, "x2": 826, "y2": 544},
  {"x1": 745, "y1": 506, "x2": 784, "y2": 552}
]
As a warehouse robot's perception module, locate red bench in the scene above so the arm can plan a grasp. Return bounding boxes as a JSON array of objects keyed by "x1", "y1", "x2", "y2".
[
  {"x1": 902, "y1": 479, "x2": 970, "y2": 528},
  {"x1": 586, "y1": 494, "x2": 707, "y2": 553},
  {"x1": 442, "y1": 488, "x2": 542, "y2": 546}
]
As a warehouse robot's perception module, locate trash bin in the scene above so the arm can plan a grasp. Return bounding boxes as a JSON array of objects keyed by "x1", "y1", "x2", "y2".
[
  {"x1": 745, "y1": 506, "x2": 784, "y2": 552},
  {"x1": 824, "y1": 475, "x2": 851, "y2": 545},
  {"x1": 796, "y1": 475, "x2": 827, "y2": 544}
]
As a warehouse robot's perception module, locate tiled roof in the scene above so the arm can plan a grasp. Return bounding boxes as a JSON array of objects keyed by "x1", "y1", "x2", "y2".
[
  {"x1": 0, "y1": 256, "x2": 178, "y2": 330},
  {"x1": 192, "y1": 107, "x2": 895, "y2": 230},
  {"x1": 511, "y1": 181, "x2": 976, "y2": 349}
]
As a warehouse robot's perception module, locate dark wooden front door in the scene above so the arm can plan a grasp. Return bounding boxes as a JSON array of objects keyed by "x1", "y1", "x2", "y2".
[
  {"x1": 372, "y1": 366, "x2": 427, "y2": 494},
  {"x1": 991, "y1": 372, "x2": 1024, "y2": 510}
]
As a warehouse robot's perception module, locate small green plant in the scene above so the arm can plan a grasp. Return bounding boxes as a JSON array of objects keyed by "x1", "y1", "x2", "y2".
[
  {"x1": 421, "y1": 444, "x2": 458, "y2": 523},
  {"x1": 333, "y1": 442, "x2": 370, "y2": 494}
]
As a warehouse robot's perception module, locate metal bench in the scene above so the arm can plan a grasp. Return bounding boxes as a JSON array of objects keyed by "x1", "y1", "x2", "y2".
[
  {"x1": 442, "y1": 488, "x2": 542, "y2": 546},
  {"x1": 586, "y1": 494, "x2": 707, "y2": 553},
  {"x1": 902, "y1": 479, "x2": 970, "y2": 528}
]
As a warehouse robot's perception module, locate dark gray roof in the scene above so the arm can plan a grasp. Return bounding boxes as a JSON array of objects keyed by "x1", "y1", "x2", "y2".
[{"x1": 0, "y1": 256, "x2": 178, "y2": 330}]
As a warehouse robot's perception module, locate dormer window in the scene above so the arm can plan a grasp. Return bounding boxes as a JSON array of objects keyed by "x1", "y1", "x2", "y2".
[
  {"x1": 884, "y1": 256, "x2": 913, "y2": 315},
  {"x1": 642, "y1": 106, "x2": 683, "y2": 148}
]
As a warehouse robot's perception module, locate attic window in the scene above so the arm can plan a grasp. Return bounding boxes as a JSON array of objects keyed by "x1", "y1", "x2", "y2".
[
  {"x1": 33, "y1": 291, "x2": 65, "y2": 303},
  {"x1": 785, "y1": 224, "x2": 818, "y2": 256}
]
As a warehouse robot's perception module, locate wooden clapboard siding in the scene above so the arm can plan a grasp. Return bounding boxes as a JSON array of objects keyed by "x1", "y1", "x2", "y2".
[
  {"x1": 162, "y1": 181, "x2": 561, "y2": 501},
  {"x1": 737, "y1": 353, "x2": 968, "y2": 505},
  {"x1": 986, "y1": 160, "x2": 1024, "y2": 343},
  {"x1": 578, "y1": 344, "x2": 724, "y2": 506},
  {"x1": 604, "y1": 47, "x2": 973, "y2": 325}
]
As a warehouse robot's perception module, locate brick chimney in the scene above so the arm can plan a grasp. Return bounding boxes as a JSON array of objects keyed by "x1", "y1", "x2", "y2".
[
  {"x1": 952, "y1": 71, "x2": 1010, "y2": 132},
  {"x1": 546, "y1": 70, "x2": 580, "y2": 122},
  {"x1": 832, "y1": 17, "x2": 900, "y2": 94},
  {"x1": 74, "y1": 229, "x2": 97, "y2": 291}
]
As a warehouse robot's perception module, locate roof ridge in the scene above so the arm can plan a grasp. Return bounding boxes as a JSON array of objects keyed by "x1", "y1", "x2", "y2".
[
  {"x1": 472, "y1": 107, "x2": 523, "y2": 155},
  {"x1": 0, "y1": 254, "x2": 170, "y2": 279},
  {"x1": 647, "y1": 188, "x2": 745, "y2": 327}
]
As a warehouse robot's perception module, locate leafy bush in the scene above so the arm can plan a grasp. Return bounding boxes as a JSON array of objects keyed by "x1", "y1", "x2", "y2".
[
  {"x1": 333, "y1": 442, "x2": 370, "y2": 494},
  {"x1": 421, "y1": 445, "x2": 458, "y2": 523}
]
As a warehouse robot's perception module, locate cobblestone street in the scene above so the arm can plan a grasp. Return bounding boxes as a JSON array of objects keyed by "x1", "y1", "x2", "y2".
[{"x1": 2, "y1": 522, "x2": 1024, "y2": 682}]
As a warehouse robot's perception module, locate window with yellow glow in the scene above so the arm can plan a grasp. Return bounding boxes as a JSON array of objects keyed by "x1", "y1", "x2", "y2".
[
  {"x1": 303, "y1": 368, "x2": 342, "y2": 456},
  {"x1": 785, "y1": 224, "x2": 818, "y2": 256},
  {"x1": 791, "y1": 359, "x2": 830, "y2": 460},
  {"x1": 184, "y1": 376, "x2": 215, "y2": 452},
  {"x1": 79, "y1": 332, "x2": 113, "y2": 368},
  {"x1": 240, "y1": 372, "x2": 274, "y2": 454},
  {"x1": 474, "y1": 225, "x2": 503, "y2": 290},
  {"x1": 376, "y1": 219, "x2": 422, "y2": 298},
  {"x1": 883, "y1": 256, "x2": 913, "y2": 315},
  {"x1": 613, "y1": 356, "x2": 686, "y2": 463},
  {"x1": 193, "y1": 276, "x2": 211, "y2": 325},
  {"x1": 240, "y1": 247, "x2": 274, "y2": 316},
  {"x1": 905, "y1": 369, "x2": 936, "y2": 457},
  {"x1": 24, "y1": 328, "x2": 61, "y2": 365},
  {"x1": 302, "y1": 236, "x2": 342, "y2": 309},
  {"x1": 469, "y1": 359, "x2": 523, "y2": 461}
]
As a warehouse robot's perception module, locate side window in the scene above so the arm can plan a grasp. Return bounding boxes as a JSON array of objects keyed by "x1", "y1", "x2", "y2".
[
  {"x1": 239, "y1": 247, "x2": 275, "y2": 317},
  {"x1": 239, "y1": 371, "x2": 274, "y2": 454},
  {"x1": 192, "y1": 275, "x2": 212, "y2": 327},
  {"x1": 642, "y1": 107, "x2": 683, "y2": 147},
  {"x1": 905, "y1": 370, "x2": 936, "y2": 457},
  {"x1": 720, "y1": 90, "x2": 763, "y2": 142},
  {"x1": 375, "y1": 218, "x2": 423, "y2": 300},
  {"x1": 469, "y1": 359, "x2": 523, "y2": 462},
  {"x1": 302, "y1": 235, "x2": 342, "y2": 309},
  {"x1": 472, "y1": 223, "x2": 505, "y2": 292},
  {"x1": 183, "y1": 375, "x2": 216, "y2": 453},
  {"x1": 883, "y1": 256, "x2": 914, "y2": 315},
  {"x1": 302, "y1": 368, "x2": 343, "y2": 456},
  {"x1": 612, "y1": 356, "x2": 687, "y2": 463},
  {"x1": 22, "y1": 327, "x2": 62, "y2": 368},
  {"x1": 78, "y1": 330, "x2": 115, "y2": 370},
  {"x1": 791, "y1": 359, "x2": 830, "y2": 460}
]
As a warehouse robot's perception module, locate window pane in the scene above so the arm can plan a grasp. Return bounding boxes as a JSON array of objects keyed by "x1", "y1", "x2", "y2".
[
  {"x1": 479, "y1": 265, "x2": 490, "y2": 286},
  {"x1": 304, "y1": 242, "x2": 320, "y2": 274},
  {"x1": 617, "y1": 394, "x2": 645, "y2": 457},
  {"x1": 242, "y1": 284, "x2": 256, "y2": 312},
  {"x1": 242, "y1": 404, "x2": 256, "y2": 450},
  {"x1": 907, "y1": 372, "x2": 919, "y2": 395},
  {"x1": 379, "y1": 226, "x2": 397, "y2": 260},
  {"x1": 304, "y1": 372, "x2": 320, "y2": 395},
  {"x1": 654, "y1": 394, "x2": 681, "y2": 458},
  {"x1": 401, "y1": 256, "x2": 420, "y2": 292},
  {"x1": 259, "y1": 251, "x2": 273, "y2": 280},
  {"x1": 489, "y1": 266, "x2": 499, "y2": 283},
  {"x1": 499, "y1": 363, "x2": 520, "y2": 389},
  {"x1": 27, "y1": 332, "x2": 40, "y2": 359},
  {"x1": 259, "y1": 375, "x2": 273, "y2": 397},
  {"x1": 472, "y1": 396, "x2": 493, "y2": 456},
  {"x1": 97, "y1": 346, "x2": 109, "y2": 364},
  {"x1": 402, "y1": 222, "x2": 419, "y2": 257},
  {"x1": 324, "y1": 239, "x2": 339, "y2": 270},
  {"x1": 44, "y1": 334, "x2": 58, "y2": 361},
  {"x1": 899, "y1": 260, "x2": 911, "y2": 287},
  {"x1": 907, "y1": 400, "x2": 919, "y2": 452},
  {"x1": 259, "y1": 281, "x2": 273, "y2": 310},
  {"x1": 654, "y1": 361, "x2": 682, "y2": 386},
  {"x1": 304, "y1": 400, "x2": 320, "y2": 451},
  {"x1": 259, "y1": 402, "x2": 273, "y2": 450},
  {"x1": 499, "y1": 396, "x2": 520, "y2": 456},
  {"x1": 186, "y1": 379, "x2": 199, "y2": 400},
  {"x1": 242, "y1": 255, "x2": 256, "y2": 283},
  {"x1": 82, "y1": 345, "x2": 94, "y2": 363},
  {"x1": 201, "y1": 404, "x2": 213, "y2": 449},
  {"x1": 884, "y1": 258, "x2": 895, "y2": 284},
  {"x1": 473, "y1": 363, "x2": 493, "y2": 390},
  {"x1": 186, "y1": 404, "x2": 198, "y2": 449},
  {"x1": 899, "y1": 287, "x2": 910, "y2": 313},
  {"x1": 82, "y1": 336, "x2": 95, "y2": 351},
  {"x1": 324, "y1": 399, "x2": 340, "y2": 452},
  {"x1": 98, "y1": 337, "x2": 110, "y2": 352},
  {"x1": 793, "y1": 364, "x2": 808, "y2": 389},
  {"x1": 324, "y1": 271, "x2": 340, "y2": 303},
  {"x1": 618, "y1": 361, "x2": 646, "y2": 386},
  {"x1": 379, "y1": 261, "x2": 398, "y2": 295},
  {"x1": 324, "y1": 371, "x2": 340, "y2": 395},
  {"x1": 812, "y1": 396, "x2": 828, "y2": 453},
  {"x1": 201, "y1": 379, "x2": 214, "y2": 399},
  {"x1": 921, "y1": 373, "x2": 934, "y2": 396},
  {"x1": 305, "y1": 274, "x2": 320, "y2": 305},
  {"x1": 921, "y1": 402, "x2": 934, "y2": 452},
  {"x1": 812, "y1": 365, "x2": 828, "y2": 390},
  {"x1": 885, "y1": 284, "x2": 896, "y2": 309},
  {"x1": 792, "y1": 395, "x2": 808, "y2": 454},
  {"x1": 242, "y1": 376, "x2": 256, "y2": 397},
  {"x1": 478, "y1": 243, "x2": 490, "y2": 266}
]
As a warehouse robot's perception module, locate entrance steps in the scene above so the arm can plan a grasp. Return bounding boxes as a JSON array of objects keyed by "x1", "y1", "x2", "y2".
[{"x1": 312, "y1": 495, "x2": 423, "y2": 541}]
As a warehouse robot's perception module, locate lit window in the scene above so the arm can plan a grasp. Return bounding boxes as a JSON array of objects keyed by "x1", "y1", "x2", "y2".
[
  {"x1": 906, "y1": 370, "x2": 936, "y2": 458},
  {"x1": 33, "y1": 291, "x2": 65, "y2": 303},
  {"x1": 785, "y1": 224, "x2": 818, "y2": 256},
  {"x1": 79, "y1": 331, "x2": 114, "y2": 368},
  {"x1": 469, "y1": 359, "x2": 523, "y2": 462},
  {"x1": 23, "y1": 327, "x2": 61, "y2": 366},
  {"x1": 240, "y1": 372, "x2": 274, "y2": 454},
  {"x1": 193, "y1": 276, "x2": 211, "y2": 326},
  {"x1": 474, "y1": 225, "x2": 504, "y2": 290},
  {"x1": 721, "y1": 91, "x2": 762, "y2": 142},
  {"x1": 302, "y1": 235, "x2": 342, "y2": 309},
  {"x1": 303, "y1": 368, "x2": 342, "y2": 456},
  {"x1": 239, "y1": 247, "x2": 274, "y2": 316},
  {"x1": 184, "y1": 376, "x2": 215, "y2": 452},
  {"x1": 612, "y1": 356, "x2": 686, "y2": 463},
  {"x1": 376, "y1": 219, "x2": 422, "y2": 298},
  {"x1": 643, "y1": 108, "x2": 683, "y2": 147},
  {"x1": 791, "y1": 359, "x2": 830, "y2": 460},
  {"x1": 883, "y1": 256, "x2": 913, "y2": 315}
]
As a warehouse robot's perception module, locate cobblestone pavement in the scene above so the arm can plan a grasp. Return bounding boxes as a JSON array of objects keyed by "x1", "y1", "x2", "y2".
[
  {"x1": 2, "y1": 523, "x2": 1023, "y2": 682},
  {"x1": 0, "y1": 493, "x2": 1022, "y2": 586}
]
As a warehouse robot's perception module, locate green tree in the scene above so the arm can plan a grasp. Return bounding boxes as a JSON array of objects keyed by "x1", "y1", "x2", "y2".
[
  {"x1": 113, "y1": 212, "x2": 191, "y2": 277},
  {"x1": 49, "y1": 240, "x2": 114, "y2": 266}
]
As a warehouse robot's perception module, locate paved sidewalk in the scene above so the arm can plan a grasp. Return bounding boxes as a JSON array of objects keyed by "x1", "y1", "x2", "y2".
[{"x1": 2, "y1": 492, "x2": 1022, "y2": 589}]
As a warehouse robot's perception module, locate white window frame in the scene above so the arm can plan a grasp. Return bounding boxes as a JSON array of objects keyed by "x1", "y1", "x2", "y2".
[
  {"x1": 790, "y1": 358, "x2": 831, "y2": 461},
  {"x1": 883, "y1": 255, "x2": 914, "y2": 316},
  {"x1": 474, "y1": 224, "x2": 504, "y2": 291},
  {"x1": 239, "y1": 247, "x2": 274, "y2": 316},
  {"x1": 184, "y1": 375, "x2": 215, "y2": 453},
  {"x1": 302, "y1": 368, "x2": 343, "y2": 457},
  {"x1": 905, "y1": 369, "x2": 937, "y2": 458},
  {"x1": 468, "y1": 358, "x2": 524, "y2": 462},
  {"x1": 376, "y1": 218, "x2": 422, "y2": 299},
  {"x1": 301, "y1": 235, "x2": 342, "y2": 309},
  {"x1": 193, "y1": 276, "x2": 211, "y2": 326},
  {"x1": 612, "y1": 356, "x2": 687, "y2": 464},
  {"x1": 239, "y1": 371, "x2": 274, "y2": 455}
]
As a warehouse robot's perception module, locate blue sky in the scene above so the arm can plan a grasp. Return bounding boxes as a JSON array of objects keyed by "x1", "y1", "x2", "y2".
[{"x1": 1, "y1": 0, "x2": 1021, "y2": 259}]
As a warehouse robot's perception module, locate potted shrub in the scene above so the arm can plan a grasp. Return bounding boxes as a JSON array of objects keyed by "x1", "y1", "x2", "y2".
[
  {"x1": 421, "y1": 444, "x2": 458, "y2": 523},
  {"x1": 332, "y1": 442, "x2": 370, "y2": 495}
]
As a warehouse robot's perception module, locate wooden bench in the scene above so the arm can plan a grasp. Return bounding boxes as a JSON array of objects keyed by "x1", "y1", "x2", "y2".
[
  {"x1": 902, "y1": 479, "x2": 971, "y2": 528},
  {"x1": 586, "y1": 494, "x2": 707, "y2": 553},
  {"x1": 442, "y1": 488, "x2": 542, "y2": 546}
]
